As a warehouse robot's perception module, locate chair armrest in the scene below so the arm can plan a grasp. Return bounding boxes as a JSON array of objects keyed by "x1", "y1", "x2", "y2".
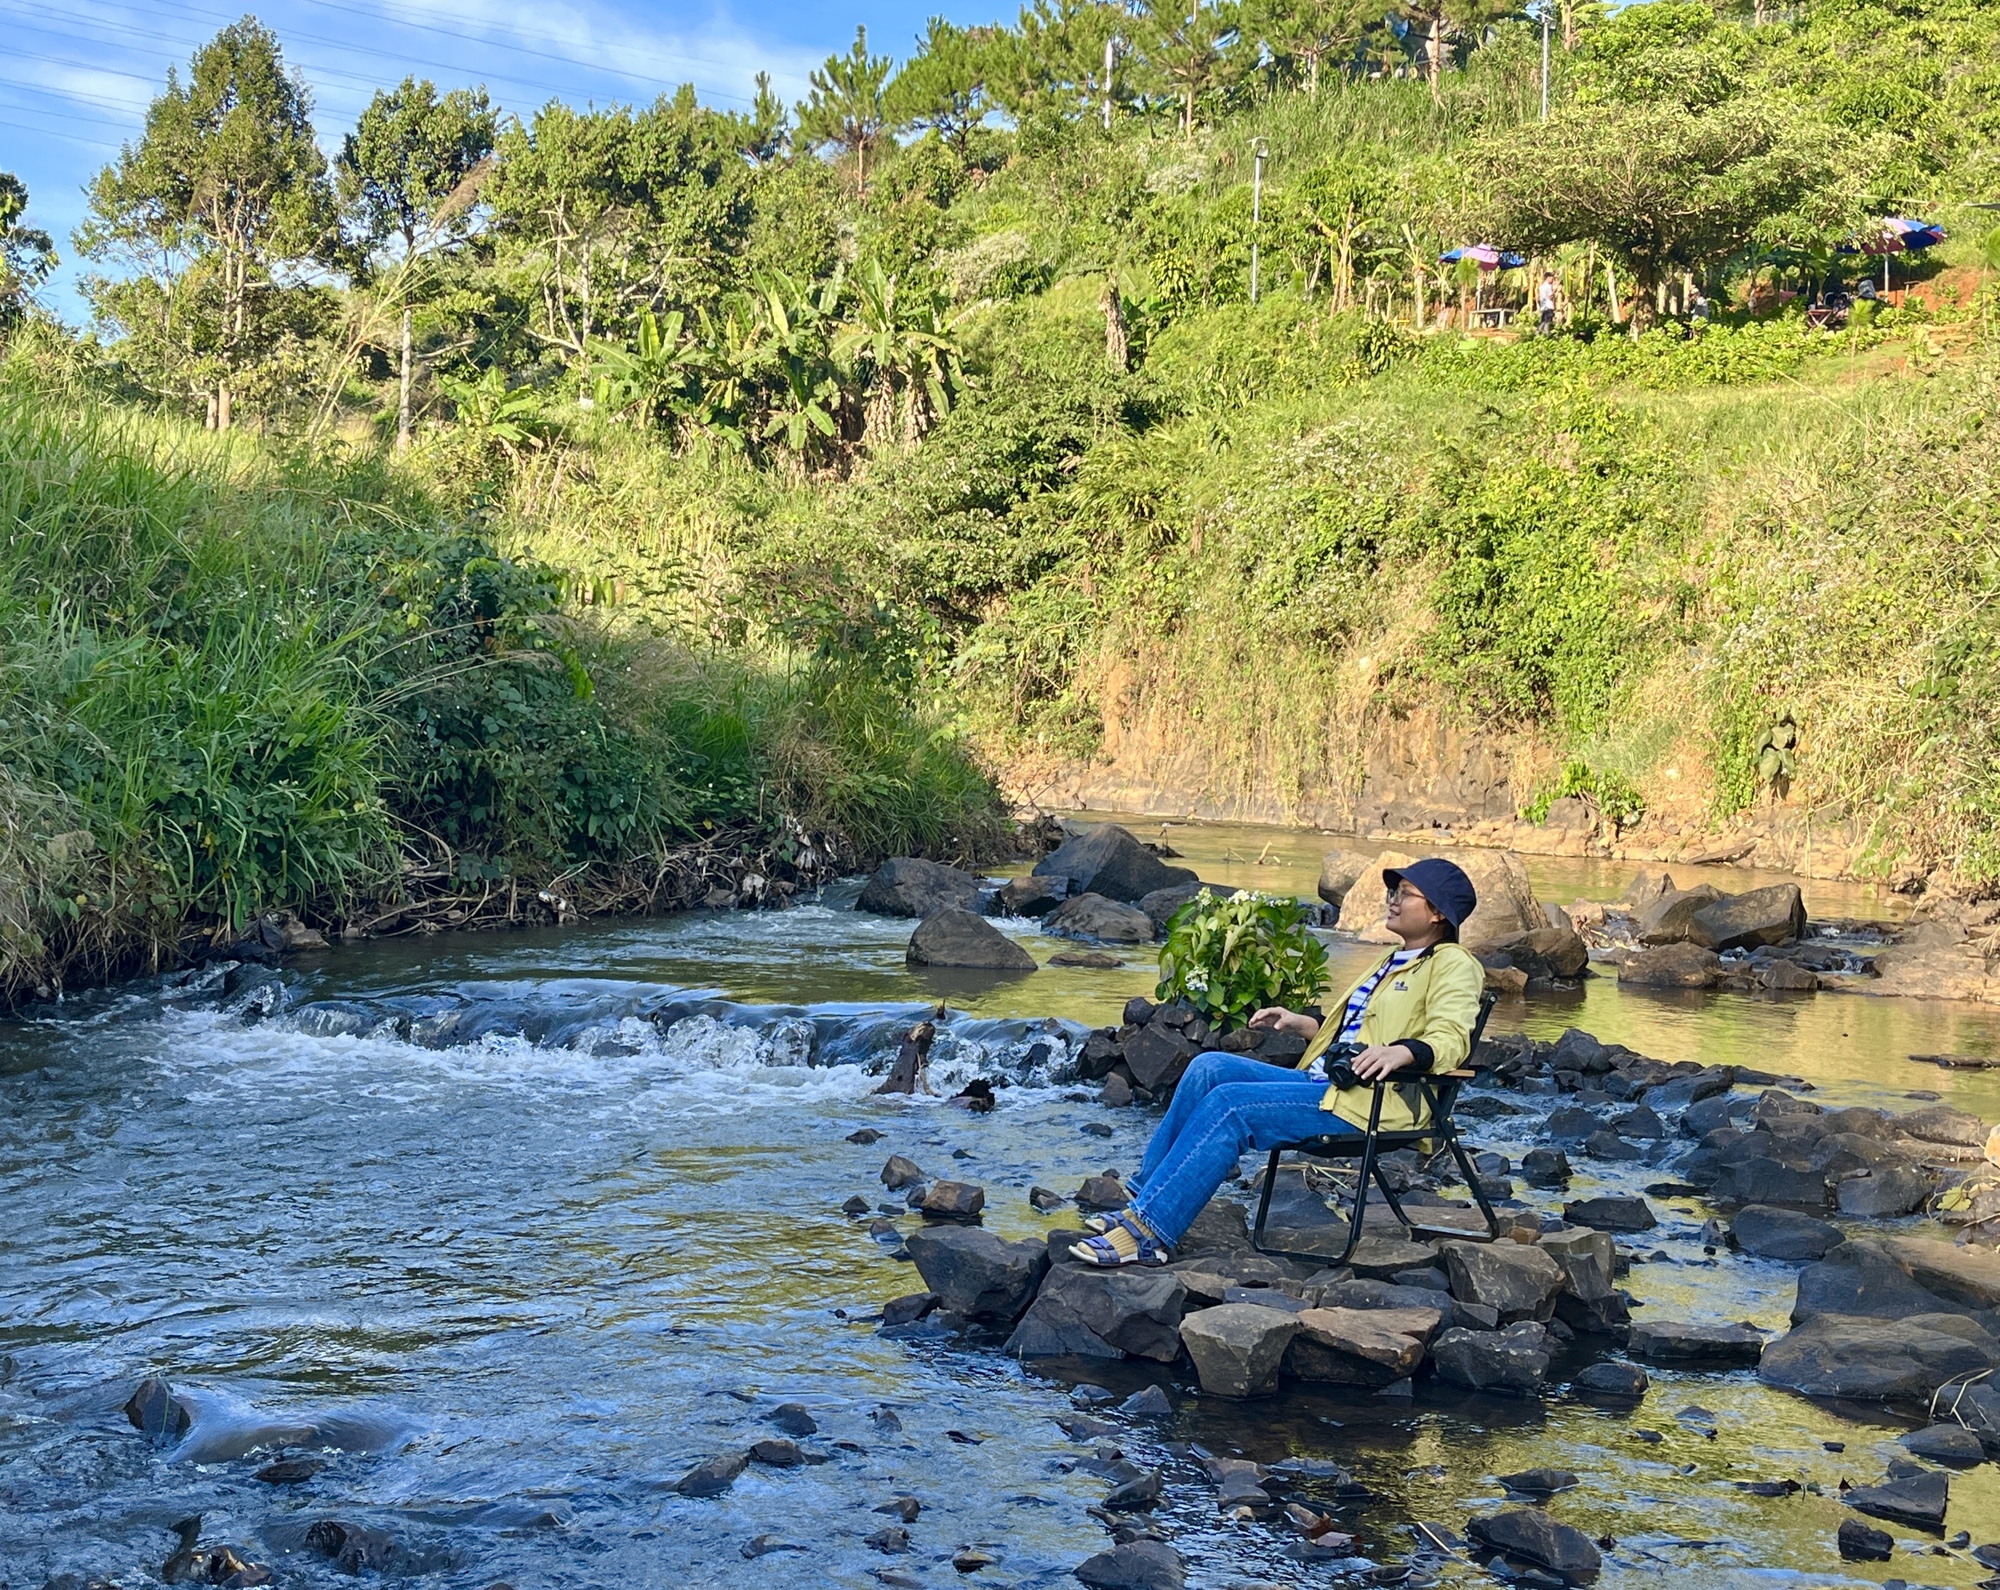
[{"x1": 1442, "y1": 1068, "x2": 1475, "y2": 1080}]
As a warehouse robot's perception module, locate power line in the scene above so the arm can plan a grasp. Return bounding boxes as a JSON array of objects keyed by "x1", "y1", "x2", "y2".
[
  {"x1": 0, "y1": 115, "x2": 120, "y2": 152},
  {"x1": 0, "y1": 81, "x2": 149, "y2": 128}
]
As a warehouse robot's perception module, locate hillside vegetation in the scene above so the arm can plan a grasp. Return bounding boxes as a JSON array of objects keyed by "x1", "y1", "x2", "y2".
[{"x1": 5, "y1": 0, "x2": 2000, "y2": 996}]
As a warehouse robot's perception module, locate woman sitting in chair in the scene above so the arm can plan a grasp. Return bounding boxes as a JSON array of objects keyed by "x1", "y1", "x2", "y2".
[{"x1": 1071, "y1": 857, "x2": 1485, "y2": 1268}]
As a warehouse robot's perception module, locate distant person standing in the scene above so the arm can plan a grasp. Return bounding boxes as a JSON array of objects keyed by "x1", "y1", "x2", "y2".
[
  {"x1": 1690, "y1": 285, "x2": 1711, "y2": 323},
  {"x1": 1538, "y1": 272, "x2": 1558, "y2": 334}
]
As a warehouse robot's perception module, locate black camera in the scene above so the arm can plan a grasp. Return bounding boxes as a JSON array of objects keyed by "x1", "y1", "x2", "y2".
[{"x1": 1319, "y1": 1041, "x2": 1364, "y2": 1090}]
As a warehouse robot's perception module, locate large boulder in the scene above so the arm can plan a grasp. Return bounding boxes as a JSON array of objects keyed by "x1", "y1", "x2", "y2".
[
  {"x1": 1139, "y1": 883, "x2": 1206, "y2": 935},
  {"x1": 1045, "y1": 894, "x2": 1155, "y2": 944},
  {"x1": 1758, "y1": 1313, "x2": 2000, "y2": 1399},
  {"x1": 1481, "y1": 925, "x2": 1589, "y2": 983},
  {"x1": 1688, "y1": 883, "x2": 1806, "y2": 952},
  {"x1": 1835, "y1": 1167, "x2": 1933, "y2": 1218},
  {"x1": 1711, "y1": 1156, "x2": 1831, "y2": 1209},
  {"x1": 1732, "y1": 1205, "x2": 1843, "y2": 1261},
  {"x1": 1453, "y1": 851, "x2": 1546, "y2": 950},
  {"x1": 1335, "y1": 850, "x2": 1416, "y2": 941},
  {"x1": 1637, "y1": 884, "x2": 1725, "y2": 945},
  {"x1": 1539, "y1": 1228, "x2": 1616, "y2": 1303},
  {"x1": 1122, "y1": 1023, "x2": 1200, "y2": 1093},
  {"x1": 1791, "y1": 1237, "x2": 2000, "y2": 1333},
  {"x1": 1318, "y1": 848, "x2": 1374, "y2": 908},
  {"x1": 1440, "y1": 1241, "x2": 1564, "y2": 1324},
  {"x1": 1466, "y1": 1508, "x2": 1602, "y2": 1582},
  {"x1": 1617, "y1": 944, "x2": 1724, "y2": 988},
  {"x1": 906, "y1": 910, "x2": 1037, "y2": 972},
  {"x1": 1032, "y1": 825, "x2": 1196, "y2": 904},
  {"x1": 905, "y1": 1227, "x2": 1049, "y2": 1323},
  {"x1": 858, "y1": 857, "x2": 981, "y2": 919},
  {"x1": 1282, "y1": 1305, "x2": 1442, "y2": 1387},
  {"x1": 1005, "y1": 1266, "x2": 1187, "y2": 1362},
  {"x1": 1628, "y1": 1320, "x2": 1765, "y2": 1368},
  {"x1": 1432, "y1": 1321, "x2": 1554, "y2": 1395},
  {"x1": 1178, "y1": 1303, "x2": 1300, "y2": 1398},
  {"x1": 1073, "y1": 1540, "x2": 1185, "y2": 1590}
]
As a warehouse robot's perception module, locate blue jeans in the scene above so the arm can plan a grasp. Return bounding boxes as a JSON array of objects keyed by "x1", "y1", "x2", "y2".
[{"x1": 1128, "y1": 1052, "x2": 1357, "y2": 1247}]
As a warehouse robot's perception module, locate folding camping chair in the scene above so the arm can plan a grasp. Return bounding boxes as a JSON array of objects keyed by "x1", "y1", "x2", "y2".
[{"x1": 1250, "y1": 989, "x2": 1502, "y2": 1265}]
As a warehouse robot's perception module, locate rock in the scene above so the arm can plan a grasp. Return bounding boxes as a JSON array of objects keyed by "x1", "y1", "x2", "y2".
[
  {"x1": 1835, "y1": 1167, "x2": 1933, "y2": 1218},
  {"x1": 848, "y1": 1127, "x2": 885, "y2": 1144},
  {"x1": 917, "y1": 1181, "x2": 987, "y2": 1222},
  {"x1": 906, "y1": 1227, "x2": 1049, "y2": 1324},
  {"x1": 1629, "y1": 1320, "x2": 1764, "y2": 1367},
  {"x1": 1610, "y1": 1104, "x2": 1668, "y2": 1140},
  {"x1": 1284, "y1": 1306, "x2": 1441, "y2": 1387},
  {"x1": 1073, "y1": 1540, "x2": 1186, "y2": 1590},
  {"x1": 1005, "y1": 1266, "x2": 1188, "y2": 1361},
  {"x1": 1638, "y1": 884, "x2": 1725, "y2": 945},
  {"x1": 1345, "y1": 1235, "x2": 1441, "y2": 1280},
  {"x1": 1120, "y1": 1384, "x2": 1173, "y2": 1417},
  {"x1": 1334, "y1": 850, "x2": 1418, "y2": 939},
  {"x1": 1543, "y1": 1107, "x2": 1603, "y2": 1143},
  {"x1": 1104, "y1": 1468, "x2": 1164, "y2": 1510},
  {"x1": 674, "y1": 1452, "x2": 749, "y2": 1496},
  {"x1": 749, "y1": 1438, "x2": 804, "y2": 1466},
  {"x1": 253, "y1": 1457, "x2": 324, "y2": 1484},
  {"x1": 1617, "y1": 943, "x2": 1724, "y2": 987},
  {"x1": 1522, "y1": 1149, "x2": 1572, "y2": 1187},
  {"x1": 1623, "y1": 869, "x2": 1676, "y2": 913},
  {"x1": 1452, "y1": 851, "x2": 1548, "y2": 949},
  {"x1": 1583, "y1": 1129, "x2": 1646, "y2": 1162},
  {"x1": 1759, "y1": 1314, "x2": 2000, "y2": 1399},
  {"x1": 1763, "y1": 960, "x2": 1819, "y2": 992},
  {"x1": 882, "y1": 1292, "x2": 939, "y2": 1327},
  {"x1": 1101, "y1": 1073, "x2": 1134, "y2": 1107},
  {"x1": 1732, "y1": 1205, "x2": 1843, "y2": 1260},
  {"x1": 1030, "y1": 1186, "x2": 1067, "y2": 1212},
  {"x1": 907, "y1": 910, "x2": 1037, "y2": 971},
  {"x1": 1682, "y1": 1095, "x2": 1739, "y2": 1138},
  {"x1": 769, "y1": 1402, "x2": 817, "y2": 1436},
  {"x1": 1539, "y1": 1228, "x2": 1616, "y2": 1303},
  {"x1": 1466, "y1": 1508, "x2": 1602, "y2": 1581},
  {"x1": 1139, "y1": 883, "x2": 1205, "y2": 935},
  {"x1": 1121, "y1": 1024, "x2": 1198, "y2": 1092},
  {"x1": 1792, "y1": 1236, "x2": 2000, "y2": 1331},
  {"x1": 1318, "y1": 849, "x2": 1373, "y2": 908},
  {"x1": 1178, "y1": 1303, "x2": 1301, "y2": 1398},
  {"x1": 1052, "y1": 950, "x2": 1125, "y2": 968},
  {"x1": 1075, "y1": 1174, "x2": 1130, "y2": 1211},
  {"x1": 866, "y1": 1525, "x2": 912, "y2": 1552},
  {"x1": 993, "y1": 874, "x2": 1070, "y2": 917},
  {"x1": 1713, "y1": 1157, "x2": 1831, "y2": 1209},
  {"x1": 1483, "y1": 925, "x2": 1590, "y2": 982},
  {"x1": 124, "y1": 1375, "x2": 191, "y2": 1444},
  {"x1": 1562, "y1": 1195, "x2": 1657, "y2": 1233},
  {"x1": 1046, "y1": 893, "x2": 1156, "y2": 944},
  {"x1": 1440, "y1": 1241, "x2": 1564, "y2": 1323},
  {"x1": 1572, "y1": 1360, "x2": 1648, "y2": 1398},
  {"x1": 1033, "y1": 826, "x2": 1197, "y2": 904},
  {"x1": 1892, "y1": 1103, "x2": 1991, "y2": 1149},
  {"x1": 1836, "y1": 1517, "x2": 1894, "y2": 1561},
  {"x1": 1432, "y1": 1322, "x2": 1554, "y2": 1395},
  {"x1": 882, "y1": 1155, "x2": 927, "y2": 1189},
  {"x1": 1688, "y1": 884, "x2": 1806, "y2": 951},
  {"x1": 1497, "y1": 1468, "x2": 1579, "y2": 1495},
  {"x1": 303, "y1": 1519, "x2": 441, "y2": 1574},
  {"x1": 1843, "y1": 1468, "x2": 1949, "y2": 1530},
  {"x1": 1900, "y1": 1423, "x2": 1987, "y2": 1465},
  {"x1": 1485, "y1": 964, "x2": 1530, "y2": 996},
  {"x1": 859, "y1": 857, "x2": 981, "y2": 919}
]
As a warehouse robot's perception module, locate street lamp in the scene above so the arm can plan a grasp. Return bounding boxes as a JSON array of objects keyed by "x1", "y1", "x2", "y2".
[
  {"x1": 1540, "y1": 1, "x2": 1551, "y2": 120},
  {"x1": 1250, "y1": 137, "x2": 1269, "y2": 304}
]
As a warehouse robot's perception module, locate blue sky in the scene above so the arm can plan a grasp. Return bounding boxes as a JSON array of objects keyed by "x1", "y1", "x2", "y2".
[{"x1": 1, "y1": 0, "x2": 992, "y2": 316}]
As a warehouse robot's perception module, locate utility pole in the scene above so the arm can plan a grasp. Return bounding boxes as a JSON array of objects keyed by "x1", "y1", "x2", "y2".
[
  {"x1": 1540, "y1": 0, "x2": 1551, "y2": 120},
  {"x1": 1250, "y1": 137, "x2": 1268, "y2": 304},
  {"x1": 1103, "y1": 34, "x2": 1116, "y2": 130}
]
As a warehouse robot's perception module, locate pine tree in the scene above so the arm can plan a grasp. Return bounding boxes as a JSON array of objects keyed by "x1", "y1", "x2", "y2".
[{"x1": 797, "y1": 28, "x2": 894, "y2": 193}]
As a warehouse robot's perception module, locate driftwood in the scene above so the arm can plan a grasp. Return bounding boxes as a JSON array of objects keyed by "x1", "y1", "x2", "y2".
[
  {"x1": 1910, "y1": 1053, "x2": 2000, "y2": 1069},
  {"x1": 876, "y1": 1011, "x2": 943, "y2": 1095}
]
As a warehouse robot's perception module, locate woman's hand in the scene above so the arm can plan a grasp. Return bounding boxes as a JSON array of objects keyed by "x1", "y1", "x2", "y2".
[
  {"x1": 1350, "y1": 1043, "x2": 1417, "y2": 1081},
  {"x1": 1248, "y1": 1006, "x2": 1320, "y2": 1040}
]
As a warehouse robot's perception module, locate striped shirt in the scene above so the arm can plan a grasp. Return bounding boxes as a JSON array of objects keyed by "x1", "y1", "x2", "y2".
[{"x1": 1306, "y1": 948, "x2": 1420, "y2": 1080}]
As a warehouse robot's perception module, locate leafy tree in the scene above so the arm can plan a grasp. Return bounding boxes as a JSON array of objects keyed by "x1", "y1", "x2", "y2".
[
  {"x1": 797, "y1": 27, "x2": 894, "y2": 193},
  {"x1": 338, "y1": 78, "x2": 497, "y2": 450},
  {"x1": 1400, "y1": 0, "x2": 1514, "y2": 99},
  {"x1": 985, "y1": 0, "x2": 1125, "y2": 122},
  {"x1": 1482, "y1": 99, "x2": 1826, "y2": 333},
  {"x1": 887, "y1": 18, "x2": 995, "y2": 153},
  {"x1": 1571, "y1": 1, "x2": 1748, "y2": 111},
  {"x1": 1244, "y1": 0, "x2": 1378, "y2": 95},
  {"x1": 0, "y1": 173, "x2": 56, "y2": 336},
  {"x1": 78, "y1": 19, "x2": 336, "y2": 428},
  {"x1": 1137, "y1": 0, "x2": 1246, "y2": 137}
]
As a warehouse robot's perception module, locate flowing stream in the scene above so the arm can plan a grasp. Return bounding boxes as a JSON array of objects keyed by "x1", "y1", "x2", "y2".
[{"x1": 2, "y1": 816, "x2": 1997, "y2": 1588}]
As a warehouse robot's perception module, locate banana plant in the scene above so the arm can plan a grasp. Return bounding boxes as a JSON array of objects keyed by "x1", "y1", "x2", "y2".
[
  {"x1": 752, "y1": 266, "x2": 847, "y2": 464},
  {"x1": 586, "y1": 309, "x2": 698, "y2": 427},
  {"x1": 435, "y1": 367, "x2": 550, "y2": 459},
  {"x1": 832, "y1": 260, "x2": 964, "y2": 449}
]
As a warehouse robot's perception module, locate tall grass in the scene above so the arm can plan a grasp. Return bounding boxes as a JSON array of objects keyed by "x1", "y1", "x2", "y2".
[{"x1": 0, "y1": 362, "x2": 1010, "y2": 999}]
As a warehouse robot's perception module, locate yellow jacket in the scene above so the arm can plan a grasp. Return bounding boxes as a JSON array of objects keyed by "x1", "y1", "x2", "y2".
[{"x1": 1295, "y1": 941, "x2": 1485, "y2": 1131}]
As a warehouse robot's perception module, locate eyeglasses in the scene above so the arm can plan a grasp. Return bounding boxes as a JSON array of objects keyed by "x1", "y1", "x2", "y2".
[{"x1": 1385, "y1": 886, "x2": 1426, "y2": 906}]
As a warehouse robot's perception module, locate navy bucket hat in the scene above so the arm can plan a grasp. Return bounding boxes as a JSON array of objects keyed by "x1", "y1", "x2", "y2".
[{"x1": 1382, "y1": 857, "x2": 1478, "y2": 932}]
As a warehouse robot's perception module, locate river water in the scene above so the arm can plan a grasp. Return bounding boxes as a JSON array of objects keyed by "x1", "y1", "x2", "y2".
[{"x1": 1, "y1": 817, "x2": 1995, "y2": 1588}]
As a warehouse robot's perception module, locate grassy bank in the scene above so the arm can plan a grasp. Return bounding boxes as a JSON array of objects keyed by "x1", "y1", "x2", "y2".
[{"x1": 0, "y1": 361, "x2": 1010, "y2": 1000}]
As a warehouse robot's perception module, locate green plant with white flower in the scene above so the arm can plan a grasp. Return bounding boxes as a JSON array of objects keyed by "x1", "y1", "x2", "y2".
[{"x1": 1155, "y1": 889, "x2": 1329, "y2": 1031}]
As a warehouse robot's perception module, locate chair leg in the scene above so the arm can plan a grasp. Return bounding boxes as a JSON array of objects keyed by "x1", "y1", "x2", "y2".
[
  {"x1": 1336, "y1": 1132, "x2": 1382, "y2": 1265},
  {"x1": 1249, "y1": 1148, "x2": 1284, "y2": 1255},
  {"x1": 1398, "y1": 1123, "x2": 1504, "y2": 1245}
]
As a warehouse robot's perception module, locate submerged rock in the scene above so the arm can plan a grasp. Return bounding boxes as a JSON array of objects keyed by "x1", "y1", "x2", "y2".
[
  {"x1": 1836, "y1": 1517, "x2": 1894, "y2": 1561},
  {"x1": 124, "y1": 1375, "x2": 191, "y2": 1445},
  {"x1": 1842, "y1": 1468, "x2": 1949, "y2": 1530},
  {"x1": 673, "y1": 1452, "x2": 748, "y2": 1497},
  {"x1": 1900, "y1": 1423, "x2": 1986, "y2": 1465},
  {"x1": 769, "y1": 1403, "x2": 818, "y2": 1436},
  {"x1": 1617, "y1": 944, "x2": 1724, "y2": 988},
  {"x1": 1571, "y1": 1360, "x2": 1649, "y2": 1398},
  {"x1": 1628, "y1": 1320, "x2": 1765, "y2": 1368},
  {"x1": 1759, "y1": 1314, "x2": 1997, "y2": 1400}
]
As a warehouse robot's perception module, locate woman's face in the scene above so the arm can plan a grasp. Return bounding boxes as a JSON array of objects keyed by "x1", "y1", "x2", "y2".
[{"x1": 1384, "y1": 881, "x2": 1445, "y2": 943}]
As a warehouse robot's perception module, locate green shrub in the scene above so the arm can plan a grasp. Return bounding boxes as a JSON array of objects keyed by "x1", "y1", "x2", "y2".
[
  {"x1": 1155, "y1": 889, "x2": 1329, "y2": 1031},
  {"x1": 1521, "y1": 759, "x2": 1647, "y2": 828}
]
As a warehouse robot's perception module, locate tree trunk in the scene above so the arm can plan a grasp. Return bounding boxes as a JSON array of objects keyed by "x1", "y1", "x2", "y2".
[
  {"x1": 1428, "y1": 17, "x2": 1444, "y2": 97},
  {"x1": 397, "y1": 304, "x2": 414, "y2": 452},
  {"x1": 217, "y1": 384, "x2": 233, "y2": 430},
  {"x1": 1307, "y1": 50, "x2": 1320, "y2": 97},
  {"x1": 1102, "y1": 275, "x2": 1128, "y2": 371}
]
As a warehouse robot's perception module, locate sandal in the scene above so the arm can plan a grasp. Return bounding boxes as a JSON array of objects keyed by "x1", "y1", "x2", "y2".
[{"x1": 1070, "y1": 1212, "x2": 1172, "y2": 1268}]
